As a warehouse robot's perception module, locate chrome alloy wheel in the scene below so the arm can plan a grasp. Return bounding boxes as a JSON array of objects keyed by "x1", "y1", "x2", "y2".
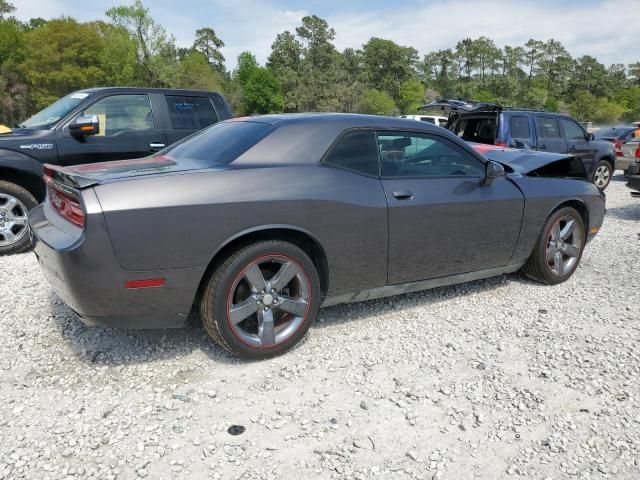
[
  {"x1": 546, "y1": 214, "x2": 583, "y2": 276},
  {"x1": 0, "y1": 193, "x2": 29, "y2": 247},
  {"x1": 226, "y1": 255, "x2": 311, "y2": 348},
  {"x1": 593, "y1": 165, "x2": 611, "y2": 189}
]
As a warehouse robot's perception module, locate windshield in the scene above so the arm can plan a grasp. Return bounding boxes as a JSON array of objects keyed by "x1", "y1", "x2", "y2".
[{"x1": 19, "y1": 92, "x2": 90, "y2": 129}]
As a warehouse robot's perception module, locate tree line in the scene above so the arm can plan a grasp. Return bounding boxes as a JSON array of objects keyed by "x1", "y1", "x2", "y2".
[{"x1": 1, "y1": 0, "x2": 639, "y2": 127}]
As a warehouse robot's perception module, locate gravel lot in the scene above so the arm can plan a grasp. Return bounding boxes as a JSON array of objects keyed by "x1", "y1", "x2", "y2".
[{"x1": 1, "y1": 175, "x2": 639, "y2": 480}]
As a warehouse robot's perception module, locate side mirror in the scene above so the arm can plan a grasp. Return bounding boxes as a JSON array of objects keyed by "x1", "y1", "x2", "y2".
[
  {"x1": 69, "y1": 115, "x2": 100, "y2": 137},
  {"x1": 587, "y1": 132, "x2": 595, "y2": 141},
  {"x1": 482, "y1": 161, "x2": 506, "y2": 186}
]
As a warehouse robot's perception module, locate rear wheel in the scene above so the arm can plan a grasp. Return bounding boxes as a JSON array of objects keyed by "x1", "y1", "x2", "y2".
[
  {"x1": 0, "y1": 181, "x2": 37, "y2": 256},
  {"x1": 592, "y1": 160, "x2": 612, "y2": 190},
  {"x1": 521, "y1": 207, "x2": 586, "y2": 285},
  {"x1": 200, "y1": 240, "x2": 321, "y2": 359}
]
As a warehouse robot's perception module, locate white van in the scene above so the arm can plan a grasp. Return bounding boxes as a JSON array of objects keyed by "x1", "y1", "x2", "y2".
[{"x1": 400, "y1": 115, "x2": 448, "y2": 127}]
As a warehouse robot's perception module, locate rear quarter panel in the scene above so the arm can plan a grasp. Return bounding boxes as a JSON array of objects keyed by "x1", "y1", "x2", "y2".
[{"x1": 94, "y1": 165, "x2": 389, "y2": 296}]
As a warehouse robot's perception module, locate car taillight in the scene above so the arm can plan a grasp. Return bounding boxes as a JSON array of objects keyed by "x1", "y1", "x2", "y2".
[
  {"x1": 495, "y1": 142, "x2": 508, "y2": 148},
  {"x1": 44, "y1": 175, "x2": 85, "y2": 228},
  {"x1": 613, "y1": 140, "x2": 623, "y2": 157},
  {"x1": 635, "y1": 145, "x2": 640, "y2": 162}
]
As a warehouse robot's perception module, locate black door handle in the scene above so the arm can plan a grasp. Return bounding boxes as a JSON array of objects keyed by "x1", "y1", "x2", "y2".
[
  {"x1": 392, "y1": 190, "x2": 414, "y2": 200},
  {"x1": 568, "y1": 146, "x2": 576, "y2": 152}
]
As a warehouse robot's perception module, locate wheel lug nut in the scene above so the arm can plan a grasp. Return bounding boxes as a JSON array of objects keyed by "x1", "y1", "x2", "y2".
[
  {"x1": 264, "y1": 306, "x2": 269, "y2": 311},
  {"x1": 271, "y1": 288, "x2": 275, "y2": 293}
]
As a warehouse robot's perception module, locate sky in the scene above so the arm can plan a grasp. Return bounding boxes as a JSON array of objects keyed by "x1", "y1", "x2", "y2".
[{"x1": 12, "y1": 0, "x2": 640, "y2": 70}]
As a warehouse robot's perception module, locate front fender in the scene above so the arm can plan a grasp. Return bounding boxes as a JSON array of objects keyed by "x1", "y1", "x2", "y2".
[
  {"x1": 0, "y1": 149, "x2": 45, "y2": 178},
  {"x1": 507, "y1": 176, "x2": 605, "y2": 265}
]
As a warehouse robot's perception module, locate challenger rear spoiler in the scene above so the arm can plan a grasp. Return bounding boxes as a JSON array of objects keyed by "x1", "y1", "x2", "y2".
[
  {"x1": 43, "y1": 164, "x2": 99, "y2": 190},
  {"x1": 43, "y1": 156, "x2": 179, "y2": 189}
]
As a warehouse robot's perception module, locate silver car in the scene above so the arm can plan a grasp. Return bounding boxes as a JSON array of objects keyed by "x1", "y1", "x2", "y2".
[{"x1": 620, "y1": 139, "x2": 640, "y2": 175}]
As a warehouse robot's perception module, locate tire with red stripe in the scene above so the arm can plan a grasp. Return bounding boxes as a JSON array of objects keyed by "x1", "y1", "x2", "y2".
[{"x1": 200, "y1": 240, "x2": 321, "y2": 359}]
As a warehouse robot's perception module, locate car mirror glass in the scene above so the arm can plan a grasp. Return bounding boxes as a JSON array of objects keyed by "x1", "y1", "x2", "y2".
[{"x1": 482, "y1": 161, "x2": 505, "y2": 186}]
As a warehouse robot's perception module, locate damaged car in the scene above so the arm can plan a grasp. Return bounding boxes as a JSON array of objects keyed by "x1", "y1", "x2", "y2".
[
  {"x1": 420, "y1": 100, "x2": 616, "y2": 190},
  {"x1": 30, "y1": 114, "x2": 605, "y2": 359}
]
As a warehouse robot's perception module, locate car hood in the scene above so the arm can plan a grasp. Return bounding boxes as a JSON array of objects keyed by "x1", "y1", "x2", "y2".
[
  {"x1": 470, "y1": 143, "x2": 581, "y2": 175},
  {"x1": 0, "y1": 127, "x2": 55, "y2": 151}
]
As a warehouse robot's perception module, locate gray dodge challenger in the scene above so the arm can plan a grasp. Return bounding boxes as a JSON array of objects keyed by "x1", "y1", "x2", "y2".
[{"x1": 29, "y1": 114, "x2": 606, "y2": 359}]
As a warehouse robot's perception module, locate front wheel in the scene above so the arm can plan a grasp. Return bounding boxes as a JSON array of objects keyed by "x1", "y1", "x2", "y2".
[
  {"x1": 521, "y1": 207, "x2": 586, "y2": 285},
  {"x1": 200, "y1": 240, "x2": 321, "y2": 359},
  {"x1": 592, "y1": 160, "x2": 612, "y2": 190},
  {"x1": 0, "y1": 181, "x2": 37, "y2": 256}
]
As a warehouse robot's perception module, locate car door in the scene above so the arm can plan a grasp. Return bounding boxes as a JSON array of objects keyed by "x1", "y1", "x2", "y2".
[
  {"x1": 56, "y1": 93, "x2": 167, "y2": 166},
  {"x1": 163, "y1": 95, "x2": 220, "y2": 146},
  {"x1": 558, "y1": 117, "x2": 597, "y2": 174},
  {"x1": 534, "y1": 115, "x2": 567, "y2": 154},
  {"x1": 506, "y1": 114, "x2": 534, "y2": 148},
  {"x1": 378, "y1": 130, "x2": 525, "y2": 285}
]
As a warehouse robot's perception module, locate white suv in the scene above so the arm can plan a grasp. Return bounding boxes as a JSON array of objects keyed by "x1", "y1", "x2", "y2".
[{"x1": 400, "y1": 115, "x2": 448, "y2": 127}]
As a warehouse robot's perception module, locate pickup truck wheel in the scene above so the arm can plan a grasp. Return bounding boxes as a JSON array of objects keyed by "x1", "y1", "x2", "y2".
[
  {"x1": 521, "y1": 206, "x2": 585, "y2": 285},
  {"x1": 592, "y1": 160, "x2": 612, "y2": 190},
  {"x1": 200, "y1": 240, "x2": 321, "y2": 359},
  {"x1": 0, "y1": 181, "x2": 37, "y2": 256}
]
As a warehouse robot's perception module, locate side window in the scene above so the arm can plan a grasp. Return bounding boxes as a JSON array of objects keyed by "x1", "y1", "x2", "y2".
[
  {"x1": 510, "y1": 116, "x2": 531, "y2": 139},
  {"x1": 166, "y1": 96, "x2": 219, "y2": 130},
  {"x1": 84, "y1": 94, "x2": 153, "y2": 136},
  {"x1": 535, "y1": 116, "x2": 561, "y2": 139},
  {"x1": 559, "y1": 118, "x2": 586, "y2": 140},
  {"x1": 377, "y1": 131, "x2": 483, "y2": 178},
  {"x1": 323, "y1": 130, "x2": 379, "y2": 177},
  {"x1": 420, "y1": 117, "x2": 435, "y2": 124}
]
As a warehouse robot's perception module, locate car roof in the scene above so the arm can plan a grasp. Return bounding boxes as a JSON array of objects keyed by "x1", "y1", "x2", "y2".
[
  {"x1": 229, "y1": 112, "x2": 446, "y2": 131},
  {"x1": 76, "y1": 86, "x2": 225, "y2": 96},
  {"x1": 230, "y1": 113, "x2": 474, "y2": 167},
  {"x1": 594, "y1": 126, "x2": 635, "y2": 134}
]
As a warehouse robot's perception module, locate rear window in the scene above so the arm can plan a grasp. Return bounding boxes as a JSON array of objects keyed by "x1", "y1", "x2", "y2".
[
  {"x1": 510, "y1": 116, "x2": 530, "y2": 139},
  {"x1": 165, "y1": 121, "x2": 272, "y2": 165},
  {"x1": 453, "y1": 117, "x2": 497, "y2": 144},
  {"x1": 165, "y1": 95, "x2": 219, "y2": 130}
]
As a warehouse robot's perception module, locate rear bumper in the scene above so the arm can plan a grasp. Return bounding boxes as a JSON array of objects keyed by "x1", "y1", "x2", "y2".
[
  {"x1": 615, "y1": 157, "x2": 633, "y2": 171},
  {"x1": 627, "y1": 175, "x2": 640, "y2": 194},
  {"x1": 627, "y1": 163, "x2": 640, "y2": 176},
  {"x1": 29, "y1": 200, "x2": 204, "y2": 329}
]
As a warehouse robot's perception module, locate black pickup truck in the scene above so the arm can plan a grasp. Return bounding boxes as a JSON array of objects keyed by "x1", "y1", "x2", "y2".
[{"x1": 0, "y1": 87, "x2": 232, "y2": 255}]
